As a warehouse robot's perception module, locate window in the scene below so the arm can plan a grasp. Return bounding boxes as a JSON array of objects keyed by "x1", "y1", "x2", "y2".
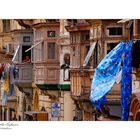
[
  {"x1": 23, "y1": 36, "x2": 30, "y2": 42},
  {"x1": 107, "y1": 43, "x2": 118, "y2": 54},
  {"x1": 107, "y1": 27, "x2": 123, "y2": 36},
  {"x1": 132, "y1": 40, "x2": 140, "y2": 68},
  {"x1": 47, "y1": 31, "x2": 55, "y2": 37},
  {"x1": 81, "y1": 30, "x2": 90, "y2": 41},
  {"x1": 93, "y1": 44, "x2": 98, "y2": 68},
  {"x1": 34, "y1": 42, "x2": 45, "y2": 62},
  {"x1": 5, "y1": 43, "x2": 14, "y2": 53},
  {"x1": 36, "y1": 30, "x2": 44, "y2": 39},
  {"x1": 90, "y1": 29, "x2": 94, "y2": 39},
  {"x1": 71, "y1": 33, "x2": 78, "y2": 44},
  {"x1": 48, "y1": 42, "x2": 56, "y2": 59},
  {"x1": 3, "y1": 20, "x2": 10, "y2": 32},
  {"x1": 93, "y1": 28, "x2": 97, "y2": 38},
  {"x1": 22, "y1": 46, "x2": 31, "y2": 63},
  {"x1": 85, "y1": 46, "x2": 90, "y2": 67},
  {"x1": 97, "y1": 27, "x2": 101, "y2": 37}
]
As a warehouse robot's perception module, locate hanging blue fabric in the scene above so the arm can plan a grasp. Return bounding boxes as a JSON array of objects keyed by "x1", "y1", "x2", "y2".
[
  {"x1": 121, "y1": 41, "x2": 133, "y2": 120},
  {"x1": 90, "y1": 42, "x2": 126, "y2": 110},
  {"x1": 2, "y1": 92, "x2": 7, "y2": 106},
  {"x1": 8, "y1": 65, "x2": 15, "y2": 96}
]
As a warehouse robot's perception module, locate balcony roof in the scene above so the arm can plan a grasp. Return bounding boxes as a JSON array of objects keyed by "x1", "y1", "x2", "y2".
[{"x1": 32, "y1": 22, "x2": 60, "y2": 28}]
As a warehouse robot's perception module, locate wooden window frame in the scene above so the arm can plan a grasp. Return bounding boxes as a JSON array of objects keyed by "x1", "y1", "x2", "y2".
[
  {"x1": 106, "y1": 26, "x2": 123, "y2": 37},
  {"x1": 47, "y1": 31, "x2": 56, "y2": 37}
]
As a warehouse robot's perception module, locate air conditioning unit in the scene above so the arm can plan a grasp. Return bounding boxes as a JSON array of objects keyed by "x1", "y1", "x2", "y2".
[{"x1": 5, "y1": 43, "x2": 14, "y2": 54}]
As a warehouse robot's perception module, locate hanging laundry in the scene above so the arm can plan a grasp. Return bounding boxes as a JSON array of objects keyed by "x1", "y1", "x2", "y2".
[
  {"x1": 10, "y1": 64, "x2": 15, "y2": 84},
  {"x1": 90, "y1": 41, "x2": 133, "y2": 121},
  {"x1": 0, "y1": 64, "x2": 5, "y2": 79},
  {"x1": 2, "y1": 64, "x2": 10, "y2": 93},
  {"x1": 8, "y1": 84, "x2": 15, "y2": 96},
  {"x1": 0, "y1": 63, "x2": 18, "y2": 106},
  {"x1": 115, "y1": 69, "x2": 122, "y2": 84},
  {"x1": 90, "y1": 42, "x2": 126, "y2": 110},
  {"x1": 0, "y1": 83, "x2": 8, "y2": 106},
  {"x1": 1, "y1": 64, "x2": 10, "y2": 106},
  {"x1": 121, "y1": 41, "x2": 133, "y2": 120},
  {"x1": 13, "y1": 66, "x2": 19, "y2": 79},
  {"x1": 1, "y1": 92, "x2": 8, "y2": 106},
  {"x1": 8, "y1": 64, "x2": 15, "y2": 96}
]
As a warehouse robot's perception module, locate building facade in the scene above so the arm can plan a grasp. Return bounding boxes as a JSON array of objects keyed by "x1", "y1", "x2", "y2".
[
  {"x1": 66, "y1": 19, "x2": 132, "y2": 120},
  {"x1": 15, "y1": 19, "x2": 75, "y2": 121},
  {"x1": 0, "y1": 19, "x2": 26, "y2": 121},
  {"x1": 0, "y1": 19, "x2": 140, "y2": 121}
]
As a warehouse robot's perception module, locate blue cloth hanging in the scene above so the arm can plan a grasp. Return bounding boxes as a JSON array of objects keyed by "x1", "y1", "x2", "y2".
[
  {"x1": 90, "y1": 42, "x2": 126, "y2": 110},
  {"x1": 0, "y1": 84, "x2": 8, "y2": 106},
  {"x1": 2, "y1": 92, "x2": 7, "y2": 106},
  {"x1": 90, "y1": 41, "x2": 133, "y2": 121},
  {"x1": 121, "y1": 41, "x2": 133, "y2": 120},
  {"x1": 8, "y1": 84, "x2": 15, "y2": 96}
]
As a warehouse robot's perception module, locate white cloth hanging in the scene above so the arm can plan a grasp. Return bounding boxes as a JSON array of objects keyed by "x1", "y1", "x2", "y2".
[{"x1": 115, "y1": 69, "x2": 122, "y2": 84}]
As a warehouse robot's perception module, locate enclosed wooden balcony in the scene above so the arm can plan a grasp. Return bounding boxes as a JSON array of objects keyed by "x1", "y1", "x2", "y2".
[
  {"x1": 14, "y1": 63, "x2": 33, "y2": 88},
  {"x1": 70, "y1": 68, "x2": 94, "y2": 101},
  {"x1": 34, "y1": 63, "x2": 60, "y2": 88}
]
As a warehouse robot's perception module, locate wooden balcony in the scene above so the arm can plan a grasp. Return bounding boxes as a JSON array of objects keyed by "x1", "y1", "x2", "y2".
[
  {"x1": 7, "y1": 96, "x2": 17, "y2": 102},
  {"x1": 130, "y1": 93, "x2": 140, "y2": 120},
  {"x1": 14, "y1": 63, "x2": 33, "y2": 88},
  {"x1": 35, "y1": 63, "x2": 60, "y2": 88},
  {"x1": 70, "y1": 68, "x2": 94, "y2": 101},
  {"x1": 0, "y1": 95, "x2": 17, "y2": 108}
]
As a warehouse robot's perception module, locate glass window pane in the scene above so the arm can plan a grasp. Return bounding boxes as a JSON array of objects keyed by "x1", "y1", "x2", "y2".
[
  {"x1": 107, "y1": 27, "x2": 122, "y2": 36},
  {"x1": 22, "y1": 46, "x2": 31, "y2": 63},
  {"x1": 48, "y1": 42, "x2": 55, "y2": 59},
  {"x1": 47, "y1": 31, "x2": 55, "y2": 37},
  {"x1": 23, "y1": 36, "x2": 30, "y2": 42}
]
